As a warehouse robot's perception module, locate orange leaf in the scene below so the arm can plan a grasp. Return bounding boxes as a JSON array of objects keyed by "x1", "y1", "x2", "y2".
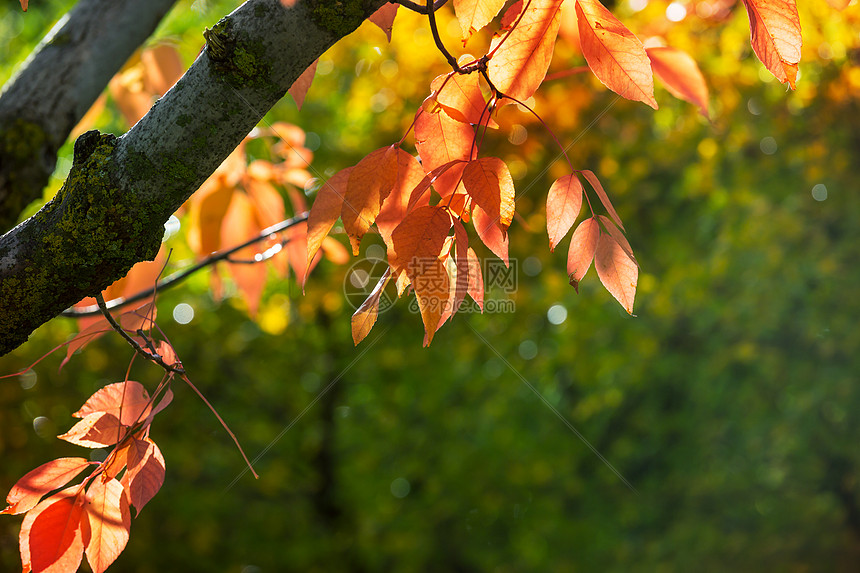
[
  {"x1": 84, "y1": 478, "x2": 130, "y2": 573},
  {"x1": 351, "y1": 268, "x2": 392, "y2": 345},
  {"x1": 742, "y1": 0, "x2": 802, "y2": 89},
  {"x1": 414, "y1": 109, "x2": 474, "y2": 197},
  {"x1": 413, "y1": 258, "x2": 450, "y2": 346},
  {"x1": 20, "y1": 0, "x2": 28, "y2": 11},
  {"x1": 462, "y1": 157, "x2": 515, "y2": 233},
  {"x1": 825, "y1": 0, "x2": 850, "y2": 9},
  {"x1": 546, "y1": 174, "x2": 584, "y2": 251},
  {"x1": 472, "y1": 204, "x2": 509, "y2": 266},
  {"x1": 140, "y1": 44, "x2": 184, "y2": 97},
  {"x1": 288, "y1": 59, "x2": 317, "y2": 109},
  {"x1": 406, "y1": 160, "x2": 467, "y2": 214},
  {"x1": 488, "y1": 0, "x2": 563, "y2": 104},
  {"x1": 342, "y1": 146, "x2": 398, "y2": 254},
  {"x1": 306, "y1": 167, "x2": 351, "y2": 272},
  {"x1": 390, "y1": 206, "x2": 452, "y2": 277},
  {"x1": 243, "y1": 175, "x2": 286, "y2": 229},
  {"x1": 284, "y1": 222, "x2": 313, "y2": 288},
  {"x1": 451, "y1": 219, "x2": 470, "y2": 316},
  {"x1": 376, "y1": 149, "x2": 427, "y2": 252},
  {"x1": 188, "y1": 177, "x2": 235, "y2": 256},
  {"x1": 58, "y1": 413, "x2": 124, "y2": 449},
  {"x1": 594, "y1": 229, "x2": 638, "y2": 314},
  {"x1": 368, "y1": 2, "x2": 398, "y2": 41},
  {"x1": 467, "y1": 247, "x2": 485, "y2": 309},
  {"x1": 567, "y1": 216, "x2": 599, "y2": 291},
  {"x1": 73, "y1": 381, "x2": 151, "y2": 428},
  {"x1": 23, "y1": 488, "x2": 87, "y2": 573},
  {"x1": 123, "y1": 438, "x2": 165, "y2": 513},
  {"x1": 453, "y1": 0, "x2": 506, "y2": 40},
  {"x1": 102, "y1": 445, "x2": 129, "y2": 481},
  {"x1": 431, "y1": 72, "x2": 498, "y2": 127},
  {"x1": 576, "y1": 0, "x2": 657, "y2": 108},
  {"x1": 3, "y1": 459, "x2": 91, "y2": 516},
  {"x1": 597, "y1": 214, "x2": 637, "y2": 266},
  {"x1": 647, "y1": 46, "x2": 710, "y2": 118},
  {"x1": 222, "y1": 192, "x2": 268, "y2": 317},
  {"x1": 580, "y1": 169, "x2": 624, "y2": 231}
]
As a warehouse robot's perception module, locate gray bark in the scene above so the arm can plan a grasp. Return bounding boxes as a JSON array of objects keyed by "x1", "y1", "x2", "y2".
[
  {"x1": 0, "y1": 0, "x2": 179, "y2": 232},
  {"x1": 0, "y1": 0, "x2": 388, "y2": 356}
]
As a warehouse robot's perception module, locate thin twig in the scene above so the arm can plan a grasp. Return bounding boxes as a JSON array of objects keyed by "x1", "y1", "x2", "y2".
[
  {"x1": 395, "y1": 0, "x2": 448, "y2": 15},
  {"x1": 64, "y1": 213, "x2": 309, "y2": 317},
  {"x1": 427, "y1": 0, "x2": 460, "y2": 71}
]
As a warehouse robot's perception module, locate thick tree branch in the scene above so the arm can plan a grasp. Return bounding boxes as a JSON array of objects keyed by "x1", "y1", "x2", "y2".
[
  {"x1": 0, "y1": 0, "x2": 179, "y2": 232},
  {"x1": 0, "y1": 0, "x2": 387, "y2": 356}
]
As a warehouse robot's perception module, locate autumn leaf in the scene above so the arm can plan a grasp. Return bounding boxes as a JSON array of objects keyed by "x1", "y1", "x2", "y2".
[
  {"x1": 20, "y1": 0, "x2": 28, "y2": 11},
  {"x1": 342, "y1": 146, "x2": 398, "y2": 254},
  {"x1": 73, "y1": 381, "x2": 151, "y2": 428},
  {"x1": 22, "y1": 487, "x2": 87, "y2": 573},
  {"x1": 289, "y1": 59, "x2": 317, "y2": 109},
  {"x1": 647, "y1": 46, "x2": 710, "y2": 118},
  {"x1": 825, "y1": 0, "x2": 850, "y2": 9},
  {"x1": 598, "y1": 214, "x2": 636, "y2": 266},
  {"x1": 376, "y1": 150, "x2": 427, "y2": 252},
  {"x1": 467, "y1": 247, "x2": 485, "y2": 309},
  {"x1": 140, "y1": 44, "x2": 184, "y2": 97},
  {"x1": 3, "y1": 459, "x2": 91, "y2": 516},
  {"x1": 306, "y1": 167, "x2": 350, "y2": 272},
  {"x1": 451, "y1": 219, "x2": 471, "y2": 316},
  {"x1": 413, "y1": 108, "x2": 474, "y2": 197},
  {"x1": 390, "y1": 205, "x2": 452, "y2": 276},
  {"x1": 369, "y1": 2, "x2": 398, "y2": 41},
  {"x1": 742, "y1": 0, "x2": 802, "y2": 89},
  {"x1": 576, "y1": 0, "x2": 657, "y2": 108},
  {"x1": 453, "y1": 0, "x2": 506, "y2": 41},
  {"x1": 546, "y1": 173, "x2": 584, "y2": 251},
  {"x1": 222, "y1": 192, "x2": 268, "y2": 317},
  {"x1": 580, "y1": 169, "x2": 624, "y2": 231},
  {"x1": 462, "y1": 157, "x2": 515, "y2": 233},
  {"x1": 59, "y1": 412, "x2": 125, "y2": 449},
  {"x1": 431, "y1": 72, "x2": 497, "y2": 127},
  {"x1": 413, "y1": 257, "x2": 450, "y2": 346},
  {"x1": 594, "y1": 229, "x2": 638, "y2": 314},
  {"x1": 472, "y1": 204, "x2": 509, "y2": 266},
  {"x1": 85, "y1": 478, "x2": 130, "y2": 573},
  {"x1": 567, "y1": 216, "x2": 599, "y2": 292},
  {"x1": 488, "y1": 0, "x2": 563, "y2": 105},
  {"x1": 123, "y1": 438, "x2": 165, "y2": 513},
  {"x1": 351, "y1": 268, "x2": 392, "y2": 345}
]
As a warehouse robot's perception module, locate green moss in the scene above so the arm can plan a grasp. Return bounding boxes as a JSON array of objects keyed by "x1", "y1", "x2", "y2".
[
  {"x1": 0, "y1": 118, "x2": 50, "y2": 230},
  {"x1": 308, "y1": 0, "x2": 369, "y2": 37},
  {"x1": 0, "y1": 117, "x2": 47, "y2": 162},
  {"x1": 203, "y1": 18, "x2": 271, "y2": 87}
]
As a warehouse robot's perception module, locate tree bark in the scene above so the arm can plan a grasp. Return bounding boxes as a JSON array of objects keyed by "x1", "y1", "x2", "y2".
[
  {"x1": 0, "y1": 0, "x2": 179, "y2": 233},
  {"x1": 0, "y1": 0, "x2": 388, "y2": 356}
]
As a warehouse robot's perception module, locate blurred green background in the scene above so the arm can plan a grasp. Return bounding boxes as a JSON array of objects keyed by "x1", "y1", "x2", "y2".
[{"x1": 2, "y1": 0, "x2": 860, "y2": 571}]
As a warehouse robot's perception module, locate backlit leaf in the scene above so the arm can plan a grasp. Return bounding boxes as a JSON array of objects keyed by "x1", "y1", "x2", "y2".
[
  {"x1": 84, "y1": 478, "x2": 130, "y2": 573},
  {"x1": 376, "y1": 149, "x2": 427, "y2": 252},
  {"x1": 368, "y1": 2, "x2": 398, "y2": 41},
  {"x1": 414, "y1": 108, "x2": 474, "y2": 197},
  {"x1": 123, "y1": 438, "x2": 165, "y2": 514},
  {"x1": 647, "y1": 46, "x2": 710, "y2": 118},
  {"x1": 222, "y1": 192, "x2": 267, "y2": 317},
  {"x1": 288, "y1": 58, "x2": 317, "y2": 109},
  {"x1": 342, "y1": 146, "x2": 398, "y2": 254},
  {"x1": 413, "y1": 258, "x2": 449, "y2": 346},
  {"x1": 467, "y1": 247, "x2": 484, "y2": 309},
  {"x1": 306, "y1": 167, "x2": 350, "y2": 272},
  {"x1": 462, "y1": 157, "x2": 515, "y2": 232},
  {"x1": 390, "y1": 206, "x2": 452, "y2": 276},
  {"x1": 597, "y1": 215, "x2": 637, "y2": 266},
  {"x1": 23, "y1": 488, "x2": 87, "y2": 573},
  {"x1": 576, "y1": 0, "x2": 657, "y2": 108},
  {"x1": 488, "y1": 0, "x2": 563, "y2": 104},
  {"x1": 594, "y1": 230, "x2": 638, "y2": 314},
  {"x1": 73, "y1": 381, "x2": 151, "y2": 428},
  {"x1": 580, "y1": 169, "x2": 624, "y2": 231},
  {"x1": 546, "y1": 174, "x2": 584, "y2": 251},
  {"x1": 351, "y1": 268, "x2": 392, "y2": 345},
  {"x1": 58, "y1": 413, "x2": 124, "y2": 449},
  {"x1": 472, "y1": 204, "x2": 509, "y2": 266},
  {"x1": 453, "y1": 0, "x2": 506, "y2": 40},
  {"x1": 431, "y1": 72, "x2": 497, "y2": 127},
  {"x1": 742, "y1": 0, "x2": 802, "y2": 89},
  {"x1": 567, "y1": 216, "x2": 599, "y2": 291},
  {"x1": 3, "y1": 459, "x2": 91, "y2": 516}
]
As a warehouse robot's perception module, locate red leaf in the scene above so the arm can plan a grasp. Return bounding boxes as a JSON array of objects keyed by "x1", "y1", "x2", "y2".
[
  {"x1": 576, "y1": 0, "x2": 657, "y2": 108},
  {"x1": 414, "y1": 109, "x2": 474, "y2": 197},
  {"x1": 467, "y1": 247, "x2": 485, "y2": 309},
  {"x1": 390, "y1": 205, "x2": 452, "y2": 275},
  {"x1": 451, "y1": 219, "x2": 470, "y2": 315},
  {"x1": 594, "y1": 229, "x2": 638, "y2": 314},
  {"x1": 647, "y1": 46, "x2": 710, "y2": 118},
  {"x1": 306, "y1": 167, "x2": 350, "y2": 272},
  {"x1": 124, "y1": 438, "x2": 165, "y2": 513},
  {"x1": 85, "y1": 478, "x2": 130, "y2": 573},
  {"x1": 431, "y1": 72, "x2": 497, "y2": 127},
  {"x1": 288, "y1": 59, "x2": 317, "y2": 109},
  {"x1": 58, "y1": 413, "x2": 124, "y2": 449},
  {"x1": 580, "y1": 169, "x2": 624, "y2": 231},
  {"x1": 546, "y1": 174, "x2": 584, "y2": 251},
  {"x1": 567, "y1": 216, "x2": 599, "y2": 291},
  {"x1": 20, "y1": 0, "x2": 28, "y2": 11},
  {"x1": 488, "y1": 0, "x2": 563, "y2": 105},
  {"x1": 406, "y1": 160, "x2": 467, "y2": 214},
  {"x1": 342, "y1": 146, "x2": 398, "y2": 254},
  {"x1": 73, "y1": 381, "x2": 151, "y2": 428},
  {"x1": 413, "y1": 257, "x2": 450, "y2": 346},
  {"x1": 3, "y1": 459, "x2": 91, "y2": 516},
  {"x1": 368, "y1": 2, "x2": 398, "y2": 41},
  {"x1": 742, "y1": 0, "x2": 802, "y2": 89},
  {"x1": 376, "y1": 149, "x2": 427, "y2": 252},
  {"x1": 472, "y1": 204, "x2": 509, "y2": 266},
  {"x1": 22, "y1": 488, "x2": 87, "y2": 573},
  {"x1": 222, "y1": 192, "x2": 268, "y2": 317},
  {"x1": 462, "y1": 157, "x2": 515, "y2": 232},
  {"x1": 453, "y1": 0, "x2": 506, "y2": 40},
  {"x1": 597, "y1": 214, "x2": 637, "y2": 266},
  {"x1": 351, "y1": 268, "x2": 392, "y2": 345}
]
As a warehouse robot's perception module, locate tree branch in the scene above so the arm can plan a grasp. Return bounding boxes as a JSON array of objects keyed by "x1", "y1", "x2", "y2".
[
  {"x1": 394, "y1": 0, "x2": 448, "y2": 14},
  {"x1": 0, "y1": 0, "x2": 179, "y2": 232},
  {"x1": 0, "y1": 0, "x2": 387, "y2": 356}
]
